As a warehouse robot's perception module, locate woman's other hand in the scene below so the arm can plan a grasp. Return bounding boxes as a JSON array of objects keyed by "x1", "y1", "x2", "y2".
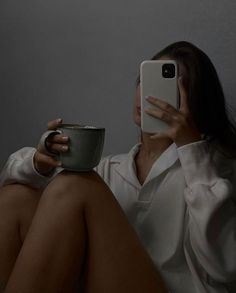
[
  {"x1": 33, "y1": 118, "x2": 69, "y2": 176},
  {"x1": 144, "y1": 77, "x2": 202, "y2": 147}
]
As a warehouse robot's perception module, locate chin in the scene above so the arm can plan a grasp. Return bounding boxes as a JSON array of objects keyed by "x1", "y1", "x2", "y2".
[{"x1": 133, "y1": 116, "x2": 141, "y2": 128}]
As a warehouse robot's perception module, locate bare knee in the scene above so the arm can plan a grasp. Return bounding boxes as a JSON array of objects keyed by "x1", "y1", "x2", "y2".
[
  {"x1": 40, "y1": 171, "x2": 113, "y2": 221},
  {"x1": 0, "y1": 184, "x2": 41, "y2": 216},
  {"x1": 0, "y1": 184, "x2": 42, "y2": 240},
  {"x1": 47, "y1": 170, "x2": 107, "y2": 197}
]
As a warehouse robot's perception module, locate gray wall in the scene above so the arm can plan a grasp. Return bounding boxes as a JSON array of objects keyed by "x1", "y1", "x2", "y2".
[{"x1": 1, "y1": 0, "x2": 236, "y2": 168}]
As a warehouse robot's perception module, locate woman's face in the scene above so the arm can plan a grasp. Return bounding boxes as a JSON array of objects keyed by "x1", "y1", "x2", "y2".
[{"x1": 133, "y1": 58, "x2": 188, "y2": 128}]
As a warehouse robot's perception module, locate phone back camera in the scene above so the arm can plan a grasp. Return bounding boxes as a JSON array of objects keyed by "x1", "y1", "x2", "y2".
[{"x1": 162, "y1": 64, "x2": 175, "y2": 78}]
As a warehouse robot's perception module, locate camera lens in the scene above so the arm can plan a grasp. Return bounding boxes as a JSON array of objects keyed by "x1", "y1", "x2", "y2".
[{"x1": 162, "y1": 64, "x2": 175, "y2": 78}]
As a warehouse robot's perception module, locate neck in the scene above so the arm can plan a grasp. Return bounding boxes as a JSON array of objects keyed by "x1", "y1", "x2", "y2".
[
  {"x1": 134, "y1": 132, "x2": 173, "y2": 185},
  {"x1": 139, "y1": 132, "x2": 172, "y2": 159}
]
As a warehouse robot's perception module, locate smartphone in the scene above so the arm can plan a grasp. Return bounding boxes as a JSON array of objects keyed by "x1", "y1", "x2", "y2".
[{"x1": 140, "y1": 60, "x2": 179, "y2": 133}]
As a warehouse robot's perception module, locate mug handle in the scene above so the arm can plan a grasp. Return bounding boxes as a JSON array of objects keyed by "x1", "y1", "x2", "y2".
[{"x1": 38, "y1": 129, "x2": 62, "y2": 156}]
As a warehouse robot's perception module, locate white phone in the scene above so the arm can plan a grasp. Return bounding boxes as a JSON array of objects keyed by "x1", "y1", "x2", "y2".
[{"x1": 140, "y1": 60, "x2": 179, "y2": 133}]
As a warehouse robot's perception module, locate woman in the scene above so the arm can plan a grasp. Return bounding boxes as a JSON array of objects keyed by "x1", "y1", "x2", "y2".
[{"x1": 0, "y1": 41, "x2": 236, "y2": 293}]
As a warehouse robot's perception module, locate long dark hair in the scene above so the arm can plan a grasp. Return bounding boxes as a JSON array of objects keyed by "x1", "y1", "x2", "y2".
[{"x1": 137, "y1": 41, "x2": 236, "y2": 157}]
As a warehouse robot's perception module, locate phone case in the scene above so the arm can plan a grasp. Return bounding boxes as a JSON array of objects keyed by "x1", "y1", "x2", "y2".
[{"x1": 140, "y1": 60, "x2": 179, "y2": 133}]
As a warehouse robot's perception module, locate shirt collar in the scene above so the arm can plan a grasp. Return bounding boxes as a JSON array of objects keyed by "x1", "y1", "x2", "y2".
[
  {"x1": 144, "y1": 143, "x2": 179, "y2": 185},
  {"x1": 114, "y1": 143, "x2": 141, "y2": 189},
  {"x1": 114, "y1": 143, "x2": 179, "y2": 188}
]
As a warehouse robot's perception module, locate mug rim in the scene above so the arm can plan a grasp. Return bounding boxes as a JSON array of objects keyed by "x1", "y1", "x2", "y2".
[{"x1": 58, "y1": 124, "x2": 105, "y2": 131}]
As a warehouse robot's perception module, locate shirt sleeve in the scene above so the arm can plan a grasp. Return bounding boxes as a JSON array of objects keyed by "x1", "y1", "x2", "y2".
[
  {"x1": 177, "y1": 140, "x2": 236, "y2": 283},
  {"x1": 0, "y1": 147, "x2": 61, "y2": 189}
]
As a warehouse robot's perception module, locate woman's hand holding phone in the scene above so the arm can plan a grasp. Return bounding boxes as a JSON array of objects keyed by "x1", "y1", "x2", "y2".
[
  {"x1": 33, "y1": 119, "x2": 69, "y2": 176},
  {"x1": 145, "y1": 77, "x2": 202, "y2": 147}
]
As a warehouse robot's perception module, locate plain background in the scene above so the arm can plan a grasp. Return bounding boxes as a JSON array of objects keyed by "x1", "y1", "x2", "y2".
[{"x1": 0, "y1": 0, "x2": 236, "y2": 168}]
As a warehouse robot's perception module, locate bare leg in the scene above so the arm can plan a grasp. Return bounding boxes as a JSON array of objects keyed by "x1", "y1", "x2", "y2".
[
  {"x1": 4, "y1": 171, "x2": 167, "y2": 293},
  {"x1": 0, "y1": 184, "x2": 41, "y2": 292}
]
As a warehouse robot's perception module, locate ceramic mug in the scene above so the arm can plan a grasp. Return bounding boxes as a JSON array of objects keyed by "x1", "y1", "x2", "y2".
[{"x1": 55, "y1": 124, "x2": 105, "y2": 172}]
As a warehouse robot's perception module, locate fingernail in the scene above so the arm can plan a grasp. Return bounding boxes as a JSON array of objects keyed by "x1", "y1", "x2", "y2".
[
  {"x1": 62, "y1": 136, "x2": 69, "y2": 141},
  {"x1": 57, "y1": 118, "x2": 62, "y2": 123},
  {"x1": 62, "y1": 145, "x2": 68, "y2": 151},
  {"x1": 57, "y1": 161, "x2": 62, "y2": 167},
  {"x1": 145, "y1": 96, "x2": 150, "y2": 100}
]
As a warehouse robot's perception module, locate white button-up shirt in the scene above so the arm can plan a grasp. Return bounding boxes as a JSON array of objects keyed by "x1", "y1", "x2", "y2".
[{"x1": 1, "y1": 141, "x2": 236, "y2": 293}]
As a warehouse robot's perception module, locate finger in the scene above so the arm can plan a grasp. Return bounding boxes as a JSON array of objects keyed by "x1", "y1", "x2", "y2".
[
  {"x1": 47, "y1": 133, "x2": 69, "y2": 144},
  {"x1": 47, "y1": 118, "x2": 63, "y2": 130},
  {"x1": 178, "y1": 77, "x2": 189, "y2": 113},
  {"x1": 35, "y1": 152, "x2": 62, "y2": 168},
  {"x1": 46, "y1": 142, "x2": 69, "y2": 154},
  {"x1": 145, "y1": 96, "x2": 178, "y2": 115},
  {"x1": 145, "y1": 107, "x2": 173, "y2": 124}
]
